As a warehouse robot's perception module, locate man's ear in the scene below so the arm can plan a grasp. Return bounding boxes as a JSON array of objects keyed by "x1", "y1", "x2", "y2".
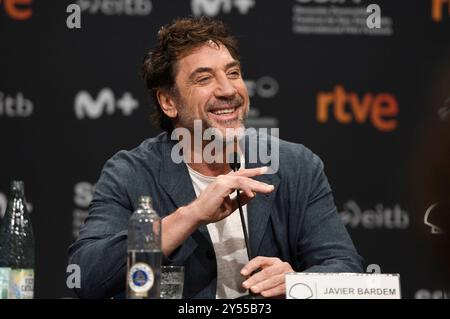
[{"x1": 156, "y1": 89, "x2": 178, "y2": 119}]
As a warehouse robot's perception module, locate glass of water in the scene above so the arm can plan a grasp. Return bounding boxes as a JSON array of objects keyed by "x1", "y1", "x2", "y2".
[{"x1": 160, "y1": 266, "x2": 184, "y2": 299}]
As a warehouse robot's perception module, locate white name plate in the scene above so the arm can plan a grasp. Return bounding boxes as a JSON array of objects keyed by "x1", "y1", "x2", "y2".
[{"x1": 286, "y1": 273, "x2": 401, "y2": 299}]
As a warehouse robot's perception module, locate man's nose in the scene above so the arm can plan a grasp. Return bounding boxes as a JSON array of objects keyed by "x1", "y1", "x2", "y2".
[{"x1": 215, "y1": 75, "x2": 238, "y2": 98}]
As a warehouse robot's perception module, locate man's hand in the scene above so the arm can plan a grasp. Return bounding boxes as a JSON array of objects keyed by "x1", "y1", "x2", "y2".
[
  {"x1": 161, "y1": 166, "x2": 273, "y2": 256},
  {"x1": 189, "y1": 166, "x2": 274, "y2": 225},
  {"x1": 241, "y1": 256, "x2": 294, "y2": 298}
]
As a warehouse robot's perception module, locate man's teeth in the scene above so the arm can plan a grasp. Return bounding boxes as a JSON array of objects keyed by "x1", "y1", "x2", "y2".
[{"x1": 211, "y1": 108, "x2": 235, "y2": 115}]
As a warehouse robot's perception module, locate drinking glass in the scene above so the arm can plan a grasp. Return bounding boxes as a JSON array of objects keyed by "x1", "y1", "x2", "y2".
[{"x1": 160, "y1": 266, "x2": 184, "y2": 299}]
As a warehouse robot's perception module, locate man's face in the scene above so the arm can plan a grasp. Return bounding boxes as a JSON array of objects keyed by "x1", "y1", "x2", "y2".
[{"x1": 171, "y1": 42, "x2": 249, "y2": 140}]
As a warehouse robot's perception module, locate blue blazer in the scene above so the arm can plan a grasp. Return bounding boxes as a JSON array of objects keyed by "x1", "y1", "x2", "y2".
[{"x1": 68, "y1": 131, "x2": 363, "y2": 299}]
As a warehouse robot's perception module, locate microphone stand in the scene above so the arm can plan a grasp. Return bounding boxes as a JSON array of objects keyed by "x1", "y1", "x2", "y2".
[
  {"x1": 229, "y1": 151, "x2": 264, "y2": 299},
  {"x1": 229, "y1": 152, "x2": 252, "y2": 261}
]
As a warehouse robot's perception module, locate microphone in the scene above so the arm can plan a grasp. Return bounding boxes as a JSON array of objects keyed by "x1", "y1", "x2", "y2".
[
  {"x1": 229, "y1": 152, "x2": 252, "y2": 261},
  {"x1": 229, "y1": 152, "x2": 265, "y2": 299},
  {"x1": 227, "y1": 135, "x2": 267, "y2": 298},
  {"x1": 229, "y1": 151, "x2": 241, "y2": 171}
]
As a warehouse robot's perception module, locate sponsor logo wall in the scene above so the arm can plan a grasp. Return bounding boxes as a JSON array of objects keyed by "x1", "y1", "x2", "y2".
[{"x1": 0, "y1": 0, "x2": 448, "y2": 298}]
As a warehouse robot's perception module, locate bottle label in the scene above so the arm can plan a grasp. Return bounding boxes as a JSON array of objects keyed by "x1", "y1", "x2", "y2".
[
  {"x1": 128, "y1": 263, "x2": 154, "y2": 297},
  {"x1": 9, "y1": 269, "x2": 34, "y2": 299},
  {"x1": 0, "y1": 268, "x2": 11, "y2": 299}
]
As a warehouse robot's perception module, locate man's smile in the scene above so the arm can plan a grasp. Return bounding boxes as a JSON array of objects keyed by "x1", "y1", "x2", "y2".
[{"x1": 207, "y1": 105, "x2": 241, "y2": 123}]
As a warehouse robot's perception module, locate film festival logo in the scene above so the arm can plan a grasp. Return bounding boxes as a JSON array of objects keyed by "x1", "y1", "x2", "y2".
[
  {"x1": 292, "y1": 0, "x2": 393, "y2": 36},
  {"x1": 288, "y1": 283, "x2": 314, "y2": 299},
  {"x1": 0, "y1": 0, "x2": 32, "y2": 20},
  {"x1": 316, "y1": 85, "x2": 399, "y2": 132},
  {"x1": 424, "y1": 203, "x2": 445, "y2": 235},
  {"x1": 170, "y1": 120, "x2": 280, "y2": 174},
  {"x1": 0, "y1": 91, "x2": 34, "y2": 117},
  {"x1": 432, "y1": 0, "x2": 450, "y2": 22},
  {"x1": 74, "y1": 88, "x2": 139, "y2": 119},
  {"x1": 191, "y1": 0, "x2": 255, "y2": 17}
]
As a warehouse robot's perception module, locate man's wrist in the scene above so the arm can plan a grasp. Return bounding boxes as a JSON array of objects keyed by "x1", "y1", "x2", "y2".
[
  {"x1": 161, "y1": 204, "x2": 202, "y2": 256},
  {"x1": 179, "y1": 202, "x2": 204, "y2": 228}
]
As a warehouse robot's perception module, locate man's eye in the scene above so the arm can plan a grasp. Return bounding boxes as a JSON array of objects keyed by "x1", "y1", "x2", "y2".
[
  {"x1": 197, "y1": 76, "x2": 211, "y2": 83},
  {"x1": 228, "y1": 70, "x2": 241, "y2": 78}
]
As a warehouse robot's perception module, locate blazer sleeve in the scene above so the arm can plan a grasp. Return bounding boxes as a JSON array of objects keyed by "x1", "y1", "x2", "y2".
[
  {"x1": 294, "y1": 152, "x2": 364, "y2": 273},
  {"x1": 68, "y1": 151, "x2": 133, "y2": 299}
]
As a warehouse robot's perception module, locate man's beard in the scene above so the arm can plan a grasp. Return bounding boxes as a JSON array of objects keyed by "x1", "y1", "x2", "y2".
[{"x1": 176, "y1": 95, "x2": 248, "y2": 143}]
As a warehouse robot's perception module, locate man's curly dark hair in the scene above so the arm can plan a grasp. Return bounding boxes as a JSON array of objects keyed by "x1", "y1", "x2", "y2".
[{"x1": 142, "y1": 16, "x2": 240, "y2": 132}]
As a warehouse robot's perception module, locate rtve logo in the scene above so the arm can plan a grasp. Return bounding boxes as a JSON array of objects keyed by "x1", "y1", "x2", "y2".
[
  {"x1": 191, "y1": 0, "x2": 255, "y2": 17},
  {"x1": 317, "y1": 85, "x2": 398, "y2": 132},
  {"x1": 432, "y1": 0, "x2": 450, "y2": 22},
  {"x1": 74, "y1": 88, "x2": 139, "y2": 119},
  {"x1": 0, "y1": 0, "x2": 32, "y2": 20}
]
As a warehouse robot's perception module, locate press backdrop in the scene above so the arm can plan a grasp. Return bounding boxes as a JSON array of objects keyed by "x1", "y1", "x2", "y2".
[{"x1": 0, "y1": 0, "x2": 449, "y2": 298}]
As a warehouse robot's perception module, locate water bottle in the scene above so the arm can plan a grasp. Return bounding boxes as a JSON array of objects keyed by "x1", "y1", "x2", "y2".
[
  {"x1": 0, "y1": 181, "x2": 35, "y2": 299},
  {"x1": 126, "y1": 196, "x2": 162, "y2": 299}
]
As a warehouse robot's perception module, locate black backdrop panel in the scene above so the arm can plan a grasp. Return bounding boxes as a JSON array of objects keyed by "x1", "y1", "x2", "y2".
[{"x1": 0, "y1": 0, "x2": 449, "y2": 298}]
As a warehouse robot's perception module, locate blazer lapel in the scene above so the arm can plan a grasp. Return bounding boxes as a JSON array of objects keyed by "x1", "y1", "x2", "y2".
[
  {"x1": 159, "y1": 139, "x2": 197, "y2": 209},
  {"x1": 158, "y1": 138, "x2": 212, "y2": 239},
  {"x1": 242, "y1": 134, "x2": 280, "y2": 258}
]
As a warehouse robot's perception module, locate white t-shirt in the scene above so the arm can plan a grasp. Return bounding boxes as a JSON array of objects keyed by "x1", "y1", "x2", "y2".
[{"x1": 186, "y1": 163, "x2": 249, "y2": 299}]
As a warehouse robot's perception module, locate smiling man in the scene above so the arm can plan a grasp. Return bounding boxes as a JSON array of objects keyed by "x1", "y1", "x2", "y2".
[
  {"x1": 163, "y1": 42, "x2": 247, "y2": 135},
  {"x1": 68, "y1": 16, "x2": 363, "y2": 299}
]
